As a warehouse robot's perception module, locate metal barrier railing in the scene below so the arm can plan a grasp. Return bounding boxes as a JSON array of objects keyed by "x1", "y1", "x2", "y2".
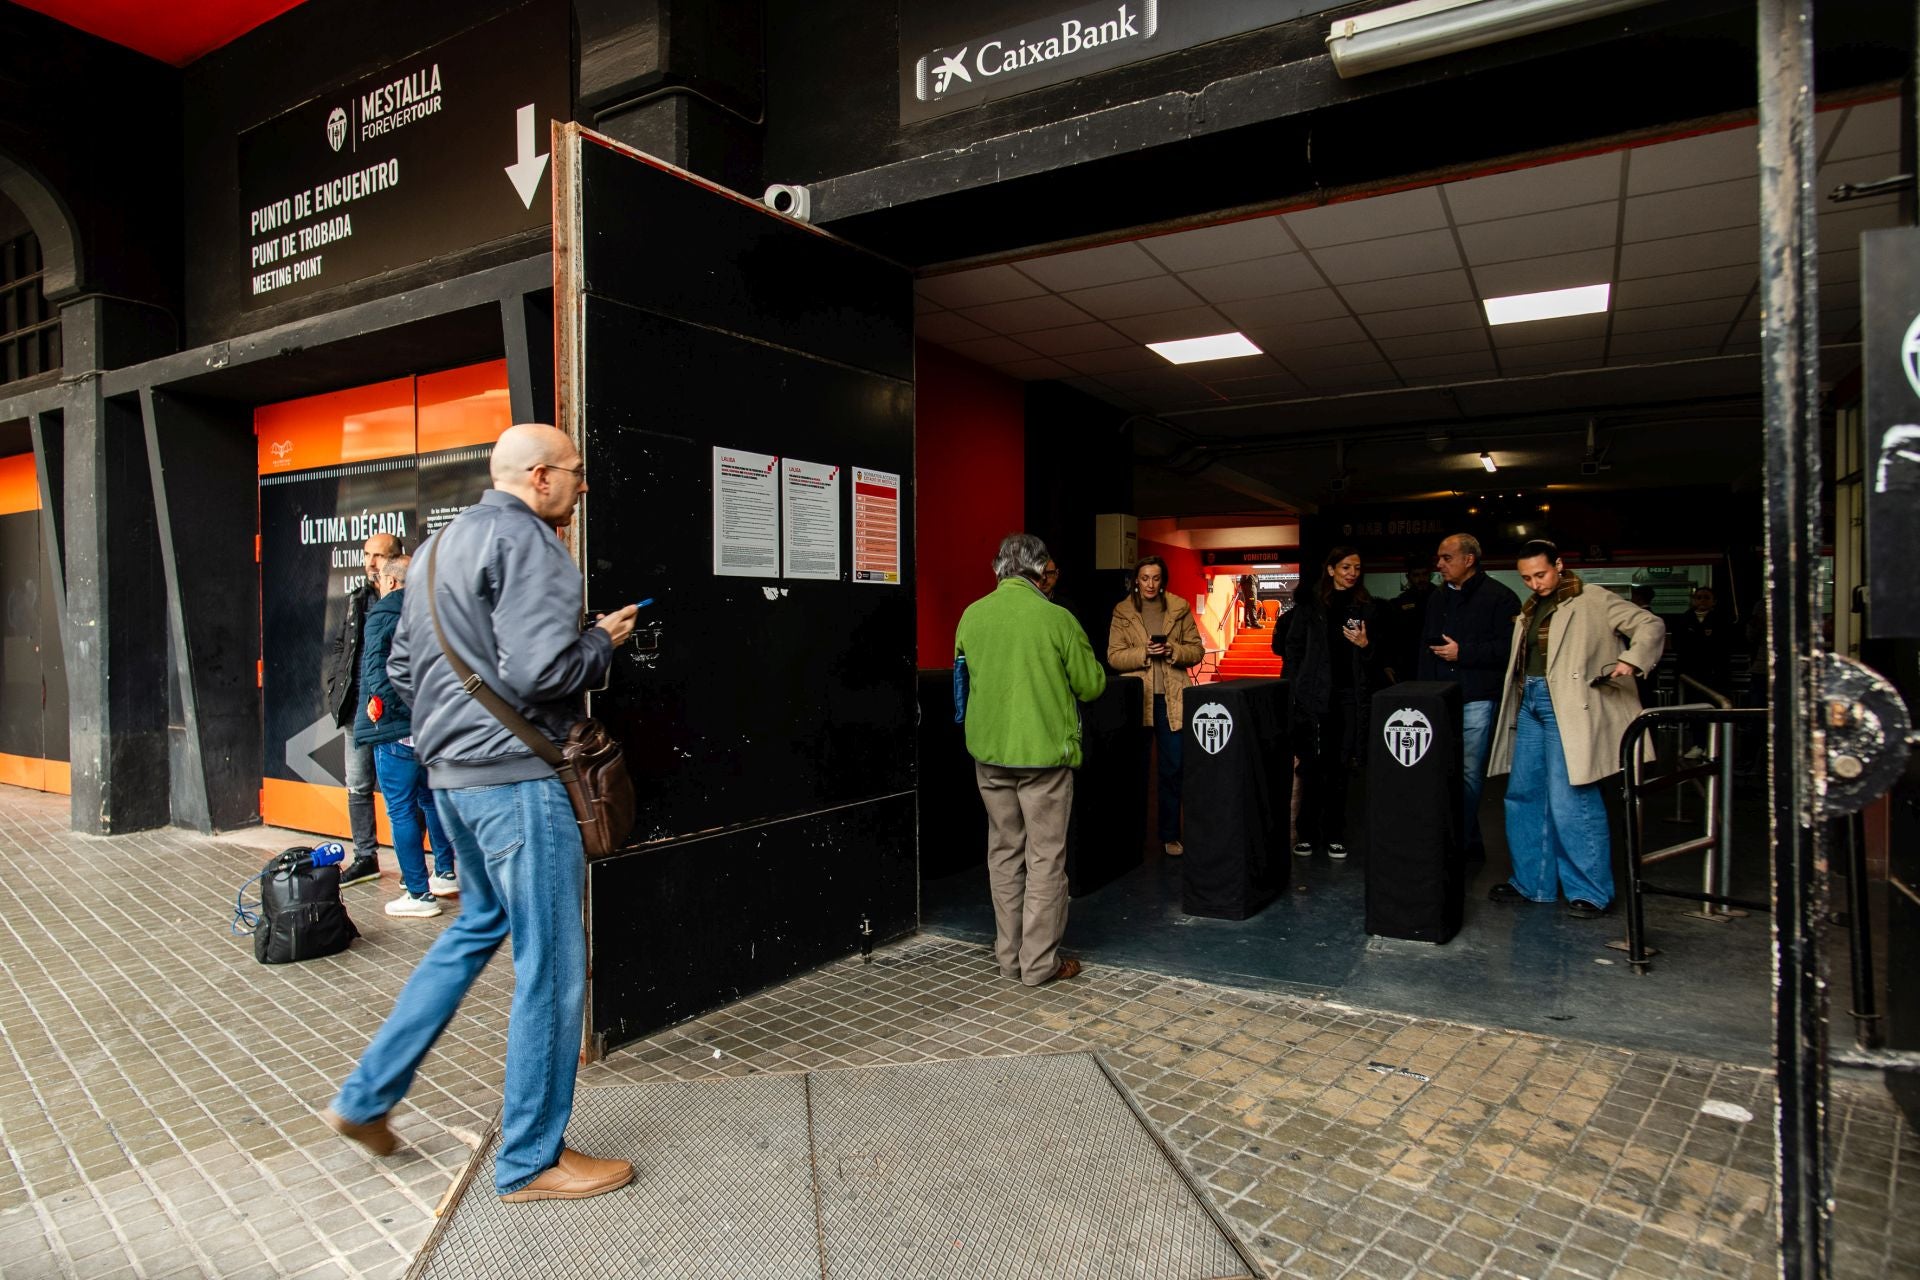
[{"x1": 1615, "y1": 697, "x2": 1770, "y2": 972}]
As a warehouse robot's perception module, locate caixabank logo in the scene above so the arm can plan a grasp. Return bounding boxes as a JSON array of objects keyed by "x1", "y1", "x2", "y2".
[{"x1": 914, "y1": 0, "x2": 1159, "y2": 102}]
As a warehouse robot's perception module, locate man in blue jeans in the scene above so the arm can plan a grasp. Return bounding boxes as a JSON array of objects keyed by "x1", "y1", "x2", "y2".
[
  {"x1": 354, "y1": 554, "x2": 457, "y2": 918},
  {"x1": 1418, "y1": 533, "x2": 1520, "y2": 860},
  {"x1": 322, "y1": 423, "x2": 639, "y2": 1203}
]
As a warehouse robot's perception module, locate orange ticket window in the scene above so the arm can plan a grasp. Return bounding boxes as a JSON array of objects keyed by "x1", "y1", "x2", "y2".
[{"x1": 0, "y1": 452, "x2": 70, "y2": 794}]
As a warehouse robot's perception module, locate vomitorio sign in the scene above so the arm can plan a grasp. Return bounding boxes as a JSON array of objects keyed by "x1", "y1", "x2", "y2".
[{"x1": 898, "y1": 0, "x2": 1325, "y2": 123}]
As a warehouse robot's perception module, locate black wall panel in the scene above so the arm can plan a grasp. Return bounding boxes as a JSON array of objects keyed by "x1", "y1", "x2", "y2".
[{"x1": 569, "y1": 134, "x2": 916, "y2": 1046}]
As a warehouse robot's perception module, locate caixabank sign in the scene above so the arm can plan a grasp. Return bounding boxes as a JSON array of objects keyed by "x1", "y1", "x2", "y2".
[
  {"x1": 234, "y1": 0, "x2": 566, "y2": 311},
  {"x1": 898, "y1": 0, "x2": 1325, "y2": 123}
]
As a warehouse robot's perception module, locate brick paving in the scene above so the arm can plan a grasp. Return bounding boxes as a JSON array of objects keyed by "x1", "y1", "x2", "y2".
[{"x1": 0, "y1": 786, "x2": 1912, "y2": 1279}]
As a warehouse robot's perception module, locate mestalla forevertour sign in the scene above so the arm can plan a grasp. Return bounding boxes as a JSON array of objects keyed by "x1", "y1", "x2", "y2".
[
  {"x1": 235, "y1": 1, "x2": 566, "y2": 310},
  {"x1": 899, "y1": 0, "x2": 1326, "y2": 123}
]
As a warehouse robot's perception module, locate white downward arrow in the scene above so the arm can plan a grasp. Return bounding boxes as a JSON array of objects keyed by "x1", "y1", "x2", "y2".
[{"x1": 504, "y1": 104, "x2": 549, "y2": 209}]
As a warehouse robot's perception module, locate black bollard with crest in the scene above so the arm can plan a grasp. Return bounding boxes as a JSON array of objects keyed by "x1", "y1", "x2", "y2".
[{"x1": 1365, "y1": 681, "x2": 1465, "y2": 942}]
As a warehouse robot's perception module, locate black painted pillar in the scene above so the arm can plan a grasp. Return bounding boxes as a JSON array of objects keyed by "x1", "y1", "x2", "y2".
[
  {"x1": 142, "y1": 389, "x2": 262, "y2": 832},
  {"x1": 502, "y1": 291, "x2": 556, "y2": 426},
  {"x1": 59, "y1": 297, "x2": 172, "y2": 834}
]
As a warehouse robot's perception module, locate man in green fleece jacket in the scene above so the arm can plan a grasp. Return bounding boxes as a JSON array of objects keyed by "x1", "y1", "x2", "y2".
[{"x1": 954, "y1": 533, "x2": 1107, "y2": 986}]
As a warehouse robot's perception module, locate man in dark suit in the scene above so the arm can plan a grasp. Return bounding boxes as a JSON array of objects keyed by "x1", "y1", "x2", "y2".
[{"x1": 1418, "y1": 533, "x2": 1521, "y2": 859}]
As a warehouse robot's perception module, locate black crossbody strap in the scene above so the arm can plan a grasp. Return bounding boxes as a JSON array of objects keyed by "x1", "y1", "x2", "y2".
[{"x1": 426, "y1": 533, "x2": 565, "y2": 770}]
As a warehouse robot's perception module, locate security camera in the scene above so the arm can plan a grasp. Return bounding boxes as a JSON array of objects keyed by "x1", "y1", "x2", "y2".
[{"x1": 762, "y1": 184, "x2": 812, "y2": 222}]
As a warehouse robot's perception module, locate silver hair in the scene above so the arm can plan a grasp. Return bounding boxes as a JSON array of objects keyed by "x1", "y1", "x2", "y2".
[
  {"x1": 381, "y1": 555, "x2": 411, "y2": 588},
  {"x1": 992, "y1": 533, "x2": 1051, "y2": 582},
  {"x1": 1450, "y1": 532, "x2": 1482, "y2": 563}
]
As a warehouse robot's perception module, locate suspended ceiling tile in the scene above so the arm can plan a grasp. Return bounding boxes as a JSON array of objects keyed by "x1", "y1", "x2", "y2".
[
  {"x1": 1457, "y1": 201, "x2": 1618, "y2": 267},
  {"x1": 1623, "y1": 177, "x2": 1757, "y2": 242},
  {"x1": 1443, "y1": 152, "x2": 1623, "y2": 224},
  {"x1": 914, "y1": 293, "x2": 946, "y2": 315},
  {"x1": 1058, "y1": 345, "x2": 1168, "y2": 376},
  {"x1": 1823, "y1": 279, "x2": 1861, "y2": 310},
  {"x1": 915, "y1": 311, "x2": 994, "y2": 344},
  {"x1": 1606, "y1": 324, "x2": 1733, "y2": 357},
  {"x1": 1295, "y1": 365, "x2": 1403, "y2": 392},
  {"x1": 1377, "y1": 328, "x2": 1492, "y2": 361},
  {"x1": 1062, "y1": 274, "x2": 1205, "y2": 319},
  {"x1": 1607, "y1": 344, "x2": 1723, "y2": 365},
  {"x1": 1202, "y1": 372, "x2": 1308, "y2": 400},
  {"x1": 1501, "y1": 339, "x2": 1604, "y2": 368},
  {"x1": 1392, "y1": 351, "x2": 1500, "y2": 380},
  {"x1": 1825, "y1": 96, "x2": 1902, "y2": 161},
  {"x1": 1013, "y1": 241, "x2": 1166, "y2": 292},
  {"x1": 1617, "y1": 226, "x2": 1757, "y2": 279},
  {"x1": 942, "y1": 335, "x2": 1040, "y2": 364},
  {"x1": 1106, "y1": 304, "x2": 1235, "y2": 344},
  {"x1": 1218, "y1": 288, "x2": 1352, "y2": 331},
  {"x1": 1243, "y1": 315, "x2": 1371, "y2": 354},
  {"x1": 1489, "y1": 313, "x2": 1608, "y2": 349},
  {"x1": 1818, "y1": 152, "x2": 1903, "y2": 196},
  {"x1": 995, "y1": 356, "x2": 1077, "y2": 380},
  {"x1": 1181, "y1": 252, "x2": 1325, "y2": 304},
  {"x1": 1138, "y1": 216, "x2": 1295, "y2": 272},
  {"x1": 1280, "y1": 341, "x2": 1391, "y2": 372},
  {"x1": 1608, "y1": 296, "x2": 1744, "y2": 335},
  {"x1": 1818, "y1": 247, "x2": 1859, "y2": 285},
  {"x1": 1312, "y1": 229, "x2": 1462, "y2": 284},
  {"x1": 955, "y1": 293, "x2": 1096, "y2": 334},
  {"x1": 1282, "y1": 186, "x2": 1449, "y2": 249},
  {"x1": 1625, "y1": 125, "x2": 1757, "y2": 194},
  {"x1": 1100, "y1": 369, "x2": 1209, "y2": 393},
  {"x1": 916, "y1": 264, "x2": 1048, "y2": 308},
  {"x1": 1337, "y1": 269, "x2": 1476, "y2": 314},
  {"x1": 1360, "y1": 300, "x2": 1485, "y2": 340},
  {"x1": 1613, "y1": 264, "x2": 1756, "y2": 309},
  {"x1": 1469, "y1": 248, "x2": 1616, "y2": 301},
  {"x1": 1180, "y1": 353, "x2": 1284, "y2": 384},
  {"x1": 1820, "y1": 202, "x2": 1906, "y2": 246},
  {"x1": 1014, "y1": 321, "x2": 1136, "y2": 357}
]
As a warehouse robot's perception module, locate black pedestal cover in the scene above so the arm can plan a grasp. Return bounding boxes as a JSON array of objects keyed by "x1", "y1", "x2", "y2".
[
  {"x1": 1181, "y1": 678, "x2": 1290, "y2": 919},
  {"x1": 1365, "y1": 681, "x2": 1465, "y2": 943},
  {"x1": 1068, "y1": 680, "x2": 1148, "y2": 897}
]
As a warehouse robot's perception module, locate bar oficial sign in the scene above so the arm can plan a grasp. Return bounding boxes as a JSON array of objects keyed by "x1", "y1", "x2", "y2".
[{"x1": 899, "y1": 0, "x2": 1326, "y2": 123}]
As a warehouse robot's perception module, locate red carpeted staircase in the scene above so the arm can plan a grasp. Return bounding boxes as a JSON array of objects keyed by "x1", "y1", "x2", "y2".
[{"x1": 1215, "y1": 624, "x2": 1284, "y2": 681}]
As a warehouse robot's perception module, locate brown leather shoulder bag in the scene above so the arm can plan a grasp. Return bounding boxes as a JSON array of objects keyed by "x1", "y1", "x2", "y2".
[{"x1": 425, "y1": 536, "x2": 635, "y2": 857}]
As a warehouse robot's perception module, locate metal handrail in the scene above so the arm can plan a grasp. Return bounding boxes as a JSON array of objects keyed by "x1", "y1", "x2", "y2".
[{"x1": 1616, "y1": 703, "x2": 1770, "y2": 972}]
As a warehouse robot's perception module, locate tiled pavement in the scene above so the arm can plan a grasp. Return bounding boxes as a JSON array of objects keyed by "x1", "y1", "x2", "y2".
[{"x1": 0, "y1": 787, "x2": 1913, "y2": 1279}]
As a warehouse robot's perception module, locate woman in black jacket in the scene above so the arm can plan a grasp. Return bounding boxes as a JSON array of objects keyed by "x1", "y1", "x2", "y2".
[{"x1": 1275, "y1": 546, "x2": 1377, "y2": 858}]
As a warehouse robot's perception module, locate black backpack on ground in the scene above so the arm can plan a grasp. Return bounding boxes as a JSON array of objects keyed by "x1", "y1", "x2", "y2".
[{"x1": 249, "y1": 847, "x2": 359, "y2": 964}]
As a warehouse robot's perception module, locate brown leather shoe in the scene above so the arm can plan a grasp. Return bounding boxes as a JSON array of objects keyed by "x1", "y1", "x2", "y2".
[
  {"x1": 321, "y1": 1107, "x2": 396, "y2": 1157},
  {"x1": 1041, "y1": 955, "x2": 1082, "y2": 984},
  {"x1": 498, "y1": 1148, "x2": 635, "y2": 1202}
]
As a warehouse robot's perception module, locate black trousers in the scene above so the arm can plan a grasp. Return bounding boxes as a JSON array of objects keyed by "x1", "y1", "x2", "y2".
[{"x1": 1295, "y1": 690, "x2": 1363, "y2": 846}]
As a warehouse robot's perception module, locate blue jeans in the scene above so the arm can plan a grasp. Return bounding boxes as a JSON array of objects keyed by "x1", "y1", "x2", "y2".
[
  {"x1": 372, "y1": 741, "x2": 454, "y2": 896},
  {"x1": 1154, "y1": 694, "x2": 1183, "y2": 843},
  {"x1": 332, "y1": 777, "x2": 588, "y2": 1194},
  {"x1": 1503, "y1": 677, "x2": 1613, "y2": 907},
  {"x1": 1460, "y1": 700, "x2": 1495, "y2": 856}
]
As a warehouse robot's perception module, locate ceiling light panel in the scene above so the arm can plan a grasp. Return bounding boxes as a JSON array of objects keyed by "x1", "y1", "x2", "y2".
[
  {"x1": 1482, "y1": 282, "x2": 1611, "y2": 326},
  {"x1": 1147, "y1": 332, "x2": 1265, "y2": 364}
]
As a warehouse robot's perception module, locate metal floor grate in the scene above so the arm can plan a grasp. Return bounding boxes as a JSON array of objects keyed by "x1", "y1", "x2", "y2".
[{"x1": 409, "y1": 1053, "x2": 1262, "y2": 1279}]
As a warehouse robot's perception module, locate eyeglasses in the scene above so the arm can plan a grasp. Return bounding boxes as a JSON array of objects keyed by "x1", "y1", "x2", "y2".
[{"x1": 529, "y1": 462, "x2": 586, "y2": 481}]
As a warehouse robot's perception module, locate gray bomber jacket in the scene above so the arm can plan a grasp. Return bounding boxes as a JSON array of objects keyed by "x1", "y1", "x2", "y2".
[{"x1": 388, "y1": 489, "x2": 614, "y2": 789}]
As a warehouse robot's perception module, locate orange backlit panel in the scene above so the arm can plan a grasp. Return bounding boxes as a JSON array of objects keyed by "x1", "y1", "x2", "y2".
[
  {"x1": 0, "y1": 454, "x2": 41, "y2": 515},
  {"x1": 418, "y1": 360, "x2": 512, "y2": 454},
  {"x1": 255, "y1": 378, "x2": 416, "y2": 474}
]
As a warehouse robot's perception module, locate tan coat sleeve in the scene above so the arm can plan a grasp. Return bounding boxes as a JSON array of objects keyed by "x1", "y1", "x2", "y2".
[
  {"x1": 1167, "y1": 597, "x2": 1205, "y2": 669},
  {"x1": 1107, "y1": 602, "x2": 1149, "y2": 672},
  {"x1": 1604, "y1": 590, "x2": 1667, "y2": 676}
]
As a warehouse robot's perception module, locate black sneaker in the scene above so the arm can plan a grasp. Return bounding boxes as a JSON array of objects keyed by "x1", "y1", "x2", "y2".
[
  {"x1": 1487, "y1": 882, "x2": 1535, "y2": 904},
  {"x1": 1326, "y1": 842, "x2": 1349, "y2": 860},
  {"x1": 1566, "y1": 899, "x2": 1610, "y2": 919},
  {"x1": 339, "y1": 856, "x2": 380, "y2": 887}
]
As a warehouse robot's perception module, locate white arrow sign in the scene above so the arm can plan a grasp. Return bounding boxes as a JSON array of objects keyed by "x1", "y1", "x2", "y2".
[{"x1": 504, "y1": 103, "x2": 549, "y2": 209}]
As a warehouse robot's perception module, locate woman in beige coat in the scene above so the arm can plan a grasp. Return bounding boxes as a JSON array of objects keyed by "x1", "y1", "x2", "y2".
[
  {"x1": 1487, "y1": 541, "x2": 1666, "y2": 917},
  {"x1": 1108, "y1": 557, "x2": 1205, "y2": 855}
]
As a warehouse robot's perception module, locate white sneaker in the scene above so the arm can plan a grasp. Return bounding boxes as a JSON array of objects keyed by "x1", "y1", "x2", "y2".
[
  {"x1": 385, "y1": 892, "x2": 441, "y2": 918},
  {"x1": 428, "y1": 871, "x2": 460, "y2": 897},
  {"x1": 1326, "y1": 843, "x2": 1349, "y2": 860}
]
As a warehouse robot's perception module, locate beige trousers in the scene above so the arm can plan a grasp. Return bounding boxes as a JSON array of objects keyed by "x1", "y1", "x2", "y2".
[{"x1": 974, "y1": 762, "x2": 1074, "y2": 985}]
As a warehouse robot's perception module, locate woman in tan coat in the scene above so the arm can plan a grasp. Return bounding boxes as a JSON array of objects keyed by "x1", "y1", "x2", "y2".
[
  {"x1": 1107, "y1": 556, "x2": 1205, "y2": 855},
  {"x1": 1487, "y1": 541, "x2": 1666, "y2": 917}
]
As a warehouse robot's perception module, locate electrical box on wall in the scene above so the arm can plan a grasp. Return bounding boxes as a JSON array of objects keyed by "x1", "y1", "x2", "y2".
[{"x1": 1095, "y1": 514, "x2": 1138, "y2": 570}]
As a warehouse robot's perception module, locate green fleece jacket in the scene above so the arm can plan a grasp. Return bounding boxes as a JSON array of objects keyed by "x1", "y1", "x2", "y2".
[{"x1": 955, "y1": 576, "x2": 1108, "y2": 768}]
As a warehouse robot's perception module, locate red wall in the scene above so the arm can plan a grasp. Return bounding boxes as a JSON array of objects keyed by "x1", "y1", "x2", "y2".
[
  {"x1": 1139, "y1": 538, "x2": 1208, "y2": 614},
  {"x1": 916, "y1": 341, "x2": 1025, "y2": 667}
]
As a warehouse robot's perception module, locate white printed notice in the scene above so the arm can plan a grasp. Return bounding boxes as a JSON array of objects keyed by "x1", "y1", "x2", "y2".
[
  {"x1": 781, "y1": 459, "x2": 841, "y2": 580},
  {"x1": 713, "y1": 447, "x2": 780, "y2": 576},
  {"x1": 851, "y1": 466, "x2": 902, "y2": 584}
]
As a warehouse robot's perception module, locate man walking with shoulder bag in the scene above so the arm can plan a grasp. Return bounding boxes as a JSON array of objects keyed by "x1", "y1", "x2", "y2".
[{"x1": 321, "y1": 424, "x2": 640, "y2": 1203}]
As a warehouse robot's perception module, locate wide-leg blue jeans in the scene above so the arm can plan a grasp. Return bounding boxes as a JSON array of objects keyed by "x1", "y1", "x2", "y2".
[
  {"x1": 1502, "y1": 677, "x2": 1614, "y2": 907},
  {"x1": 332, "y1": 776, "x2": 587, "y2": 1194},
  {"x1": 1460, "y1": 699, "x2": 1495, "y2": 857}
]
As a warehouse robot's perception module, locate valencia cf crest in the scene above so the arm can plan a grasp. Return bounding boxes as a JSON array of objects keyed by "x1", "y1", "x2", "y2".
[
  {"x1": 1383, "y1": 707, "x2": 1433, "y2": 767},
  {"x1": 1190, "y1": 703, "x2": 1233, "y2": 755}
]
